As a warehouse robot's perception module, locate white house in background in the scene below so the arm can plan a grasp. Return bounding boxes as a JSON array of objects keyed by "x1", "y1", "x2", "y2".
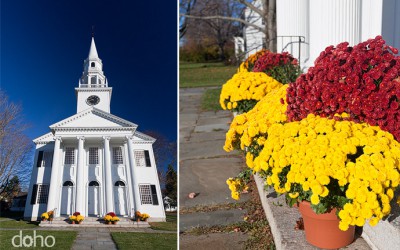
[
  {"x1": 235, "y1": 0, "x2": 400, "y2": 69},
  {"x1": 163, "y1": 196, "x2": 177, "y2": 212},
  {"x1": 24, "y1": 38, "x2": 166, "y2": 222}
]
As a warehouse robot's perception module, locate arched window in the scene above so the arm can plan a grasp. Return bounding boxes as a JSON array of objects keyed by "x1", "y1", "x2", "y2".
[
  {"x1": 114, "y1": 181, "x2": 125, "y2": 187},
  {"x1": 89, "y1": 181, "x2": 99, "y2": 186},
  {"x1": 91, "y1": 62, "x2": 95, "y2": 67},
  {"x1": 63, "y1": 181, "x2": 73, "y2": 186},
  {"x1": 90, "y1": 77, "x2": 96, "y2": 85}
]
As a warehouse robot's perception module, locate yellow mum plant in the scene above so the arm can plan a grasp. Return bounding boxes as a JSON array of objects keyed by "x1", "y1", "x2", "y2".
[
  {"x1": 253, "y1": 114, "x2": 400, "y2": 231},
  {"x1": 238, "y1": 49, "x2": 270, "y2": 72},
  {"x1": 224, "y1": 85, "x2": 288, "y2": 156},
  {"x1": 220, "y1": 71, "x2": 283, "y2": 113}
]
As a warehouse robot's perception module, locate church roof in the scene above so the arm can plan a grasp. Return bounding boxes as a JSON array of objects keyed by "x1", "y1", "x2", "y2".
[
  {"x1": 88, "y1": 37, "x2": 99, "y2": 59},
  {"x1": 49, "y1": 107, "x2": 138, "y2": 130}
]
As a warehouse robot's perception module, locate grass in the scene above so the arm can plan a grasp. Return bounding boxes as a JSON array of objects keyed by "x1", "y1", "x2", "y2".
[
  {"x1": 149, "y1": 212, "x2": 177, "y2": 231},
  {"x1": 0, "y1": 230, "x2": 77, "y2": 249},
  {"x1": 180, "y1": 62, "x2": 236, "y2": 88},
  {"x1": 0, "y1": 219, "x2": 39, "y2": 229},
  {"x1": 201, "y1": 87, "x2": 223, "y2": 112},
  {"x1": 111, "y1": 232, "x2": 177, "y2": 250}
]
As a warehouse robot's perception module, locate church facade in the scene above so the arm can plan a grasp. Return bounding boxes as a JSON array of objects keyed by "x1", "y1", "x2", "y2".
[{"x1": 24, "y1": 38, "x2": 166, "y2": 222}]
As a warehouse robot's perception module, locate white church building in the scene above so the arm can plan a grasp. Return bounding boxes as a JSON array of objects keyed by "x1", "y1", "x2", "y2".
[{"x1": 24, "y1": 38, "x2": 166, "y2": 222}]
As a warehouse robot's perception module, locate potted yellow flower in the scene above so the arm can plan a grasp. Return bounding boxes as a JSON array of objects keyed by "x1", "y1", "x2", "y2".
[
  {"x1": 104, "y1": 212, "x2": 119, "y2": 225},
  {"x1": 41, "y1": 212, "x2": 49, "y2": 221},
  {"x1": 225, "y1": 37, "x2": 400, "y2": 249}
]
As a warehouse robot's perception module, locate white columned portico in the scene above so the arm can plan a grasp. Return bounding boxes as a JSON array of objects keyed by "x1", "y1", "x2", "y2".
[
  {"x1": 47, "y1": 136, "x2": 62, "y2": 213},
  {"x1": 126, "y1": 136, "x2": 140, "y2": 213},
  {"x1": 75, "y1": 136, "x2": 85, "y2": 214},
  {"x1": 103, "y1": 136, "x2": 114, "y2": 213}
]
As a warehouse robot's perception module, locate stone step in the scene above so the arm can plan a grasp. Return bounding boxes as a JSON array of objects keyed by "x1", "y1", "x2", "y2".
[{"x1": 39, "y1": 220, "x2": 150, "y2": 228}]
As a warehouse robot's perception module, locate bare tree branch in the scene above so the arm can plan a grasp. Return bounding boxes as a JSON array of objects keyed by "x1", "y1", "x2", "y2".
[{"x1": 180, "y1": 13, "x2": 264, "y2": 33}]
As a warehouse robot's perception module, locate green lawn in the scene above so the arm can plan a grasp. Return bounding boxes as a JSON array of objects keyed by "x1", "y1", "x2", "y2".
[
  {"x1": 149, "y1": 213, "x2": 177, "y2": 231},
  {"x1": 201, "y1": 87, "x2": 223, "y2": 112},
  {"x1": 0, "y1": 230, "x2": 77, "y2": 249},
  {"x1": 0, "y1": 219, "x2": 39, "y2": 229},
  {"x1": 180, "y1": 62, "x2": 236, "y2": 88},
  {"x1": 111, "y1": 232, "x2": 177, "y2": 250}
]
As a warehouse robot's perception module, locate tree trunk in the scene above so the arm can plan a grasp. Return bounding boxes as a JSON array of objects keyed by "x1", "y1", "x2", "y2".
[{"x1": 262, "y1": 0, "x2": 277, "y2": 52}]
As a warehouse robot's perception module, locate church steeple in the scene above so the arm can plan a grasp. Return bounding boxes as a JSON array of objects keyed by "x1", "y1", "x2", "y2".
[
  {"x1": 88, "y1": 37, "x2": 99, "y2": 59},
  {"x1": 75, "y1": 37, "x2": 112, "y2": 113}
]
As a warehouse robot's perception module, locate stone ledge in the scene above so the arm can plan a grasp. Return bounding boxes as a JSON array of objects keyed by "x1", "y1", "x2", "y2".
[{"x1": 253, "y1": 175, "x2": 371, "y2": 250}]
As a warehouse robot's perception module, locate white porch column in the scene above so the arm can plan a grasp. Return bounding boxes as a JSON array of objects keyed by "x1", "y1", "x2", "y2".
[
  {"x1": 123, "y1": 140, "x2": 135, "y2": 217},
  {"x1": 309, "y1": 0, "x2": 362, "y2": 66},
  {"x1": 47, "y1": 136, "x2": 62, "y2": 213},
  {"x1": 277, "y1": 0, "x2": 309, "y2": 68},
  {"x1": 75, "y1": 136, "x2": 85, "y2": 214},
  {"x1": 126, "y1": 136, "x2": 140, "y2": 213},
  {"x1": 103, "y1": 136, "x2": 114, "y2": 213}
]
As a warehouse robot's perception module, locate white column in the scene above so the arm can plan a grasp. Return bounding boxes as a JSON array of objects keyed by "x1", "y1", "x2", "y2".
[
  {"x1": 309, "y1": 0, "x2": 362, "y2": 67},
  {"x1": 103, "y1": 136, "x2": 114, "y2": 213},
  {"x1": 277, "y1": 0, "x2": 309, "y2": 67},
  {"x1": 126, "y1": 136, "x2": 140, "y2": 213},
  {"x1": 123, "y1": 140, "x2": 135, "y2": 217},
  {"x1": 47, "y1": 136, "x2": 62, "y2": 213},
  {"x1": 75, "y1": 136, "x2": 85, "y2": 214}
]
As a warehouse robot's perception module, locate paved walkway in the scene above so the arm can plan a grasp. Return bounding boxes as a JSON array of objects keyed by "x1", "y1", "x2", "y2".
[{"x1": 179, "y1": 87, "x2": 249, "y2": 249}]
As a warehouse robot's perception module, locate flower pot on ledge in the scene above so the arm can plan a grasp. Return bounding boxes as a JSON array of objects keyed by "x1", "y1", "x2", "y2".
[
  {"x1": 106, "y1": 221, "x2": 111, "y2": 225},
  {"x1": 71, "y1": 221, "x2": 75, "y2": 224},
  {"x1": 299, "y1": 201, "x2": 355, "y2": 249}
]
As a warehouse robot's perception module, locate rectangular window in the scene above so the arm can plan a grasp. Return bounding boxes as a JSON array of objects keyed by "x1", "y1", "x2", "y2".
[
  {"x1": 134, "y1": 150, "x2": 151, "y2": 167},
  {"x1": 64, "y1": 147, "x2": 75, "y2": 165},
  {"x1": 134, "y1": 150, "x2": 145, "y2": 167},
  {"x1": 150, "y1": 185, "x2": 159, "y2": 205},
  {"x1": 139, "y1": 185, "x2": 152, "y2": 204},
  {"x1": 31, "y1": 184, "x2": 49, "y2": 204},
  {"x1": 30, "y1": 184, "x2": 38, "y2": 204},
  {"x1": 144, "y1": 150, "x2": 151, "y2": 167},
  {"x1": 113, "y1": 147, "x2": 123, "y2": 164},
  {"x1": 89, "y1": 147, "x2": 99, "y2": 165},
  {"x1": 37, "y1": 185, "x2": 49, "y2": 204},
  {"x1": 36, "y1": 151, "x2": 43, "y2": 168},
  {"x1": 43, "y1": 152, "x2": 53, "y2": 167}
]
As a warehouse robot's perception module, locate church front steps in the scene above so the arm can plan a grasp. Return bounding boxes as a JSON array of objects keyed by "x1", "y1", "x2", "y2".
[{"x1": 39, "y1": 216, "x2": 150, "y2": 228}]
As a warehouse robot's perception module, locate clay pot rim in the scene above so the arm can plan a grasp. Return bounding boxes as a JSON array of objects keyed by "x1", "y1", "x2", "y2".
[{"x1": 298, "y1": 201, "x2": 339, "y2": 220}]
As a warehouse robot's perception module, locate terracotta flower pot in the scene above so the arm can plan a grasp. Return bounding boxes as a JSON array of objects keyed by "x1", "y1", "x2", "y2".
[
  {"x1": 106, "y1": 221, "x2": 111, "y2": 225},
  {"x1": 299, "y1": 201, "x2": 355, "y2": 249},
  {"x1": 78, "y1": 221, "x2": 82, "y2": 224},
  {"x1": 112, "y1": 221, "x2": 117, "y2": 225},
  {"x1": 71, "y1": 221, "x2": 75, "y2": 224}
]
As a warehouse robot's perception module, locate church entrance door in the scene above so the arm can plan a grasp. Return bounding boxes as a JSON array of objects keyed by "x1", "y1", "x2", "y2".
[
  {"x1": 114, "y1": 181, "x2": 127, "y2": 216},
  {"x1": 88, "y1": 181, "x2": 100, "y2": 215},
  {"x1": 61, "y1": 181, "x2": 74, "y2": 215}
]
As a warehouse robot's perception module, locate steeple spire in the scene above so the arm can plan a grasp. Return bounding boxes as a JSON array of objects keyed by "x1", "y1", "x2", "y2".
[{"x1": 88, "y1": 37, "x2": 99, "y2": 59}]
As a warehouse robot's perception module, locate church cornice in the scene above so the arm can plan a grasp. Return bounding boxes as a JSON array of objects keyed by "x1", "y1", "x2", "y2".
[
  {"x1": 50, "y1": 107, "x2": 138, "y2": 129},
  {"x1": 134, "y1": 131, "x2": 156, "y2": 143},
  {"x1": 33, "y1": 132, "x2": 55, "y2": 144},
  {"x1": 53, "y1": 127, "x2": 136, "y2": 132}
]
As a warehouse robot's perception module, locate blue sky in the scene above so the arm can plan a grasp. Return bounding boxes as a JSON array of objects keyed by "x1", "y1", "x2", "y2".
[{"x1": 1, "y1": 1, "x2": 177, "y2": 172}]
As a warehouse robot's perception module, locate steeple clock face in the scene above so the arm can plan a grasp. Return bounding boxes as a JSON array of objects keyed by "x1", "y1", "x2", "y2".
[{"x1": 86, "y1": 95, "x2": 100, "y2": 106}]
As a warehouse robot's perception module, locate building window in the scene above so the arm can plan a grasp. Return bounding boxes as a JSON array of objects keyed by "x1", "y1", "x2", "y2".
[
  {"x1": 139, "y1": 184, "x2": 159, "y2": 205},
  {"x1": 89, "y1": 181, "x2": 99, "y2": 186},
  {"x1": 38, "y1": 151, "x2": 53, "y2": 167},
  {"x1": 113, "y1": 147, "x2": 123, "y2": 164},
  {"x1": 36, "y1": 151, "x2": 43, "y2": 167},
  {"x1": 64, "y1": 147, "x2": 75, "y2": 165},
  {"x1": 43, "y1": 152, "x2": 53, "y2": 167},
  {"x1": 134, "y1": 150, "x2": 151, "y2": 167},
  {"x1": 89, "y1": 147, "x2": 99, "y2": 165},
  {"x1": 63, "y1": 181, "x2": 73, "y2": 186},
  {"x1": 91, "y1": 62, "x2": 95, "y2": 67},
  {"x1": 31, "y1": 184, "x2": 49, "y2": 204},
  {"x1": 139, "y1": 185, "x2": 152, "y2": 204}
]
